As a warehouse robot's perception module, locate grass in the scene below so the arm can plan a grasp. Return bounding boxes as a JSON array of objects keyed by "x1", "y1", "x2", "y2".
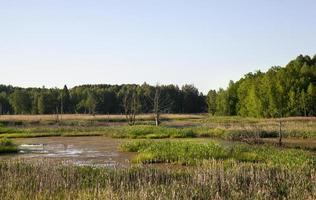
[
  {"x1": 0, "y1": 114, "x2": 315, "y2": 199},
  {"x1": 204, "y1": 116, "x2": 316, "y2": 138},
  {"x1": 0, "y1": 160, "x2": 315, "y2": 200},
  {"x1": 0, "y1": 114, "x2": 204, "y2": 124},
  {"x1": 121, "y1": 140, "x2": 316, "y2": 167},
  {"x1": 1, "y1": 123, "x2": 316, "y2": 146},
  {"x1": 0, "y1": 125, "x2": 198, "y2": 139},
  {"x1": 0, "y1": 138, "x2": 18, "y2": 154},
  {"x1": 113, "y1": 126, "x2": 197, "y2": 139},
  {"x1": 1, "y1": 115, "x2": 316, "y2": 141}
]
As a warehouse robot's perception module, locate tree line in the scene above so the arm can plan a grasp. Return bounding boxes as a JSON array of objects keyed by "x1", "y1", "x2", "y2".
[
  {"x1": 0, "y1": 54, "x2": 315, "y2": 117},
  {"x1": 207, "y1": 55, "x2": 316, "y2": 117},
  {"x1": 0, "y1": 83, "x2": 206, "y2": 115}
]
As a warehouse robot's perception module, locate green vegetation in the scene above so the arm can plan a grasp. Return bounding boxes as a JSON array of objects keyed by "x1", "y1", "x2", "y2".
[
  {"x1": 121, "y1": 140, "x2": 315, "y2": 167},
  {"x1": 207, "y1": 55, "x2": 316, "y2": 117},
  {"x1": 113, "y1": 126, "x2": 196, "y2": 139},
  {"x1": 0, "y1": 55, "x2": 315, "y2": 118},
  {"x1": 0, "y1": 138, "x2": 18, "y2": 154},
  {"x1": 0, "y1": 160, "x2": 315, "y2": 200},
  {"x1": 1, "y1": 118, "x2": 316, "y2": 142},
  {"x1": 0, "y1": 125, "x2": 198, "y2": 139},
  {"x1": 0, "y1": 114, "x2": 315, "y2": 199},
  {"x1": 0, "y1": 55, "x2": 315, "y2": 199},
  {"x1": 0, "y1": 83, "x2": 206, "y2": 115}
]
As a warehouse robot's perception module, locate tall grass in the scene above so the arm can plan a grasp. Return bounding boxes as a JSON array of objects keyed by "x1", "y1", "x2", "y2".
[
  {"x1": 1, "y1": 115, "x2": 316, "y2": 145},
  {"x1": 0, "y1": 160, "x2": 315, "y2": 200},
  {"x1": 121, "y1": 140, "x2": 316, "y2": 167},
  {"x1": 0, "y1": 114, "x2": 204, "y2": 124},
  {"x1": 204, "y1": 116, "x2": 316, "y2": 138},
  {"x1": 0, "y1": 125, "x2": 198, "y2": 139},
  {"x1": 0, "y1": 138, "x2": 18, "y2": 154}
]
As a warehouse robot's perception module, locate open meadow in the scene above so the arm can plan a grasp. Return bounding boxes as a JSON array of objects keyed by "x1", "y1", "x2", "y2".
[{"x1": 0, "y1": 114, "x2": 316, "y2": 199}]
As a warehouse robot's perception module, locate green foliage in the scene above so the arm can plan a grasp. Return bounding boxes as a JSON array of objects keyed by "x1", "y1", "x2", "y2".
[
  {"x1": 129, "y1": 141, "x2": 227, "y2": 165},
  {"x1": 0, "y1": 138, "x2": 18, "y2": 153},
  {"x1": 61, "y1": 85, "x2": 71, "y2": 113},
  {"x1": 121, "y1": 140, "x2": 315, "y2": 167},
  {"x1": 307, "y1": 83, "x2": 316, "y2": 115},
  {"x1": 116, "y1": 126, "x2": 197, "y2": 139},
  {"x1": 0, "y1": 137, "x2": 14, "y2": 146},
  {"x1": 37, "y1": 89, "x2": 60, "y2": 114},
  {"x1": 0, "y1": 83, "x2": 206, "y2": 115},
  {"x1": 181, "y1": 84, "x2": 206, "y2": 113},
  {"x1": 120, "y1": 140, "x2": 154, "y2": 152},
  {"x1": 1, "y1": 55, "x2": 315, "y2": 117},
  {"x1": 207, "y1": 55, "x2": 316, "y2": 117},
  {"x1": 206, "y1": 90, "x2": 217, "y2": 115},
  {"x1": 0, "y1": 92, "x2": 11, "y2": 114},
  {"x1": 215, "y1": 88, "x2": 229, "y2": 115},
  {"x1": 85, "y1": 92, "x2": 97, "y2": 115},
  {"x1": 9, "y1": 90, "x2": 32, "y2": 114}
]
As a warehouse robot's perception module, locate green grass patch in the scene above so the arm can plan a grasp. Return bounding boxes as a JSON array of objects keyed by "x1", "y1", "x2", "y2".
[
  {"x1": 113, "y1": 125, "x2": 197, "y2": 139},
  {"x1": 0, "y1": 122, "x2": 315, "y2": 141},
  {"x1": 121, "y1": 140, "x2": 315, "y2": 167},
  {"x1": 0, "y1": 138, "x2": 18, "y2": 154},
  {"x1": 0, "y1": 126, "x2": 23, "y2": 134}
]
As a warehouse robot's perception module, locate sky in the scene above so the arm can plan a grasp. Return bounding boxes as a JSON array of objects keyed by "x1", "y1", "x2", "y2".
[{"x1": 0, "y1": 0, "x2": 316, "y2": 94}]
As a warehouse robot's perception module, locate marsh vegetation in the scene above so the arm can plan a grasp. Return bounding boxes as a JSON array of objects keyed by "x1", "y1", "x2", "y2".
[{"x1": 0, "y1": 114, "x2": 315, "y2": 199}]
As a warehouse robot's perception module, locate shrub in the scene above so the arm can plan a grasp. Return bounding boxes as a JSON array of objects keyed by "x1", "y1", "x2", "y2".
[
  {"x1": 0, "y1": 137, "x2": 14, "y2": 146},
  {"x1": 0, "y1": 138, "x2": 18, "y2": 154}
]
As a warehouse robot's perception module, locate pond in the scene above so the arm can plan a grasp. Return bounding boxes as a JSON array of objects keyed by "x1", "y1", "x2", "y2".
[{"x1": 0, "y1": 136, "x2": 134, "y2": 168}]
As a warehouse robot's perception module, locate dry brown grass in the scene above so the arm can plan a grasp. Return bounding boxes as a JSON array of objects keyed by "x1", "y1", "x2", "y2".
[
  {"x1": 0, "y1": 114, "x2": 205, "y2": 122},
  {"x1": 204, "y1": 116, "x2": 316, "y2": 135},
  {"x1": 0, "y1": 159, "x2": 315, "y2": 200}
]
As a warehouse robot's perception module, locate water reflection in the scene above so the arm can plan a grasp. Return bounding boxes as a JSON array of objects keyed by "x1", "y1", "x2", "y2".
[{"x1": 1, "y1": 137, "x2": 133, "y2": 168}]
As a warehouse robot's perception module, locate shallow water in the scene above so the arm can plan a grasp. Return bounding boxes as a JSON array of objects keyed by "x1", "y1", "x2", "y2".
[{"x1": 0, "y1": 137, "x2": 133, "y2": 168}]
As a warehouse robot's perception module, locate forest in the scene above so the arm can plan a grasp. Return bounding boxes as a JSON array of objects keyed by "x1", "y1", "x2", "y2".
[
  {"x1": 0, "y1": 54, "x2": 315, "y2": 117},
  {"x1": 208, "y1": 54, "x2": 316, "y2": 117}
]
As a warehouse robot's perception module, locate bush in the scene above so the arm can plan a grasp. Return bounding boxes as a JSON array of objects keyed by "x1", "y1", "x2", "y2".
[
  {"x1": 0, "y1": 138, "x2": 14, "y2": 146},
  {"x1": 259, "y1": 130, "x2": 279, "y2": 138},
  {"x1": 0, "y1": 138, "x2": 18, "y2": 154}
]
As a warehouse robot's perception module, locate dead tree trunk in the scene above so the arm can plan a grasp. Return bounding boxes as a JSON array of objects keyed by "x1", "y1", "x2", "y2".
[
  {"x1": 151, "y1": 84, "x2": 172, "y2": 126},
  {"x1": 60, "y1": 94, "x2": 63, "y2": 124},
  {"x1": 55, "y1": 107, "x2": 59, "y2": 124},
  {"x1": 123, "y1": 89, "x2": 140, "y2": 126},
  {"x1": 154, "y1": 87, "x2": 160, "y2": 126},
  {"x1": 278, "y1": 119, "x2": 282, "y2": 146}
]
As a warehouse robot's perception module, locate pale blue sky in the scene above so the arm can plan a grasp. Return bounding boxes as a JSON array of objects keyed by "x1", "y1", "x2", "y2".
[{"x1": 1, "y1": 0, "x2": 316, "y2": 93}]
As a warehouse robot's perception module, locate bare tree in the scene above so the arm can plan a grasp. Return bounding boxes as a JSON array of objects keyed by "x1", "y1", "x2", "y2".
[
  {"x1": 278, "y1": 101, "x2": 284, "y2": 146},
  {"x1": 59, "y1": 92, "x2": 63, "y2": 124},
  {"x1": 278, "y1": 118, "x2": 283, "y2": 146},
  {"x1": 151, "y1": 85, "x2": 173, "y2": 126},
  {"x1": 122, "y1": 88, "x2": 141, "y2": 126},
  {"x1": 0, "y1": 102, "x2": 2, "y2": 120}
]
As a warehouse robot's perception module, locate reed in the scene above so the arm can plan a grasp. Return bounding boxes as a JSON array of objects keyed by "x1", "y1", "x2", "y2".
[{"x1": 0, "y1": 159, "x2": 315, "y2": 200}]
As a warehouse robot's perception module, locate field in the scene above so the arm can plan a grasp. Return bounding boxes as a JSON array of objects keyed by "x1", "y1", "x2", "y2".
[{"x1": 0, "y1": 114, "x2": 316, "y2": 199}]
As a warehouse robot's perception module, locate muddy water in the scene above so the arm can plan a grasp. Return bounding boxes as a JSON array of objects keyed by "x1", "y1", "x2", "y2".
[{"x1": 0, "y1": 137, "x2": 134, "y2": 168}]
